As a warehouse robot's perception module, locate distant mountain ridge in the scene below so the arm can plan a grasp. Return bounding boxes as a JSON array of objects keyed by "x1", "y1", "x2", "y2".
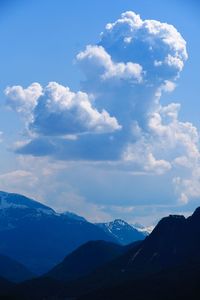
[
  {"x1": 0, "y1": 191, "x2": 144, "y2": 276},
  {"x1": 61, "y1": 211, "x2": 87, "y2": 222},
  {"x1": 0, "y1": 191, "x2": 54, "y2": 215},
  {"x1": 0, "y1": 191, "x2": 117, "y2": 274},
  {"x1": 96, "y1": 219, "x2": 146, "y2": 245},
  {"x1": 132, "y1": 222, "x2": 154, "y2": 235}
]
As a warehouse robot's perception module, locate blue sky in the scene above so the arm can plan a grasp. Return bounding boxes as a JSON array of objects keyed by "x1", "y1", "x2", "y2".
[{"x1": 0, "y1": 0, "x2": 200, "y2": 225}]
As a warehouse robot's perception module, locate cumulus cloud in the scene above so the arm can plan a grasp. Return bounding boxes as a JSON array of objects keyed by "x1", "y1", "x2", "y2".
[
  {"x1": 5, "y1": 83, "x2": 43, "y2": 121},
  {"x1": 5, "y1": 11, "x2": 188, "y2": 151},
  {"x1": 100, "y1": 11, "x2": 187, "y2": 81},
  {"x1": 123, "y1": 141, "x2": 171, "y2": 175},
  {"x1": 5, "y1": 11, "x2": 200, "y2": 204},
  {"x1": 5, "y1": 81, "x2": 121, "y2": 136},
  {"x1": 77, "y1": 45, "x2": 143, "y2": 83}
]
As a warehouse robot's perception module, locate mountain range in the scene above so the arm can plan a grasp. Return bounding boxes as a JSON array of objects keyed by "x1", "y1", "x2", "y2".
[
  {"x1": 3, "y1": 205, "x2": 200, "y2": 300},
  {"x1": 1, "y1": 190, "x2": 200, "y2": 299},
  {"x1": 0, "y1": 191, "x2": 145, "y2": 275}
]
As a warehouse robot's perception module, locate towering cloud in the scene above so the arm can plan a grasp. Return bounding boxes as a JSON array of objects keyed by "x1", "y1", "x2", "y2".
[{"x1": 5, "y1": 11, "x2": 200, "y2": 203}]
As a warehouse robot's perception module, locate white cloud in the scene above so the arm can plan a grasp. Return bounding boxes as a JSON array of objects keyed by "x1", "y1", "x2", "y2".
[
  {"x1": 5, "y1": 11, "x2": 200, "y2": 206},
  {"x1": 5, "y1": 81, "x2": 121, "y2": 136},
  {"x1": 123, "y1": 140, "x2": 171, "y2": 175},
  {"x1": 100, "y1": 11, "x2": 187, "y2": 83},
  {"x1": 5, "y1": 83, "x2": 43, "y2": 121},
  {"x1": 77, "y1": 45, "x2": 143, "y2": 83}
]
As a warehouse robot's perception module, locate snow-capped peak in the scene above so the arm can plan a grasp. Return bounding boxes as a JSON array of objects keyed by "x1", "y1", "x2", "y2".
[
  {"x1": 102, "y1": 219, "x2": 130, "y2": 233},
  {"x1": 113, "y1": 219, "x2": 128, "y2": 226},
  {"x1": 132, "y1": 223, "x2": 154, "y2": 234},
  {"x1": 0, "y1": 191, "x2": 55, "y2": 215}
]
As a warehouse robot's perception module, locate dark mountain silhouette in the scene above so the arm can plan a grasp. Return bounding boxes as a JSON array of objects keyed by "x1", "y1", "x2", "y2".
[
  {"x1": 0, "y1": 191, "x2": 117, "y2": 274},
  {"x1": 79, "y1": 208, "x2": 200, "y2": 299},
  {"x1": 96, "y1": 219, "x2": 145, "y2": 245},
  {"x1": 45, "y1": 240, "x2": 126, "y2": 281},
  {"x1": 0, "y1": 276, "x2": 15, "y2": 298},
  {"x1": 6, "y1": 241, "x2": 142, "y2": 299},
  {"x1": 79, "y1": 261, "x2": 200, "y2": 300},
  {"x1": 0, "y1": 254, "x2": 34, "y2": 283},
  {"x1": 77, "y1": 210, "x2": 200, "y2": 288}
]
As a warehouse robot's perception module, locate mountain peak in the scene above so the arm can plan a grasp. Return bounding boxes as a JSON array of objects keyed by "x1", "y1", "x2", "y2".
[
  {"x1": 96, "y1": 219, "x2": 146, "y2": 245},
  {"x1": 154, "y1": 214, "x2": 186, "y2": 233},
  {"x1": 112, "y1": 219, "x2": 129, "y2": 226}
]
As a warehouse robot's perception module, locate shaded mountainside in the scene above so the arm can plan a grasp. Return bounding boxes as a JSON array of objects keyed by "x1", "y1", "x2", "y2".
[
  {"x1": 0, "y1": 191, "x2": 117, "y2": 275},
  {"x1": 80, "y1": 208, "x2": 200, "y2": 299},
  {"x1": 0, "y1": 255, "x2": 34, "y2": 283},
  {"x1": 79, "y1": 209, "x2": 200, "y2": 285},
  {"x1": 79, "y1": 261, "x2": 200, "y2": 300},
  {"x1": 7, "y1": 207, "x2": 200, "y2": 300},
  {"x1": 0, "y1": 276, "x2": 15, "y2": 297},
  {"x1": 96, "y1": 219, "x2": 146, "y2": 245},
  {"x1": 8, "y1": 241, "x2": 141, "y2": 300},
  {"x1": 45, "y1": 240, "x2": 126, "y2": 281}
]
